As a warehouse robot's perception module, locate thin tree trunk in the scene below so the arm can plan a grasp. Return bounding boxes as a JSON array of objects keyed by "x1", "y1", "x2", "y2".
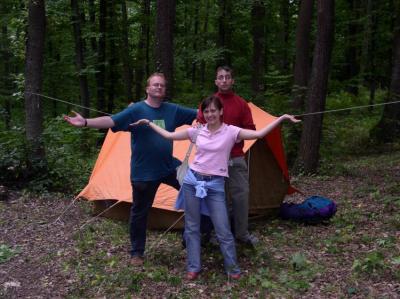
[
  {"x1": 107, "y1": 0, "x2": 116, "y2": 113},
  {"x1": 343, "y1": 0, "x2": 360, "y2": 95},
  {"x1": 295, "y1": 0, "x2": 334, "y2": 174},
  {"x1": 191, "y1": 1, "x2": 200, "y2": 85},
  {"x1": 280, "y1": 0, "x2": 290, "y2": 72},
  {"x1": 364, "y1": 0, "x2": 377, "y2": 110},
  {"x1": 96, "y1": 0, "x2": 107, "y2": 114},
  {"x1": 200, "y1": 0, "x2": 210, "y2": 88},
  {"x1": 217, "y1": 0, "x2": 232, "y2": 66},
  {"x1": 251, "y1": 0, "x2": 266, "y2": 100},
  {"x1": 71, "y1": 0, "x2": 90, "y2": 117},
  {"x1": 24, "y1": 0, "x2": 46, "y2": 173},
  {"x1": 155, "y1": 0, "x2": 176, "y2": 98},
  {"x1": 292, "y1": 0, "x2": 314, "y2": 111},
  {"x1": 2, "y1": 21, "x2": 12, "y2": 129},
  {"x1": 121, "y1": 0, "x2": 133, "y2": 102},
  {"x1": 373, "y1": 3, "x2": 400, "y2": 142},
  {"x1": 88, "y1": 0, "x2": 97, "y2": 53},
  {"x1": 135, "y1": 0, "x2": 150, "y2": 101}
]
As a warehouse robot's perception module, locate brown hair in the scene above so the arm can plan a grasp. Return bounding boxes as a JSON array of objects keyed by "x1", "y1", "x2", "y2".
[
  {"x1": 200, "y1": 95, "x2": 223, "y2": 113},
  {"x1": 216, "y1": 65, "x2": 234, "y2": 78}
]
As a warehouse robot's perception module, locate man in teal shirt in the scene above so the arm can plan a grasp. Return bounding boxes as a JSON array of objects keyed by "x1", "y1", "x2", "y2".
[{"x1": 64, "y1": 73, "x2": 197, "y2": 266}]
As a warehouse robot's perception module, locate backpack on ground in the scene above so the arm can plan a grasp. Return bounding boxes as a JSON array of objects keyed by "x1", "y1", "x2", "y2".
[{"x1": 279, "y1": 196, "x2": 337, "y2": 224}]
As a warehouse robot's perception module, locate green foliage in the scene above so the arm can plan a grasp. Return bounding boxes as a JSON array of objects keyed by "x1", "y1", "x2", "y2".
[
  {"x1": 0, "y1": 115, "x2": 101, "y2": 193},
  {"x1": 0, "y1": 244, "x2": 19, "y2": 264},
  {"x1": 352, "y1": 251, "x2": 386, "y2": 275}
]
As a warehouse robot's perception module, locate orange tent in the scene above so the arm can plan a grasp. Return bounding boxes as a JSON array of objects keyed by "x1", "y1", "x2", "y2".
[{"x1": 78, "y1": 103, "x2": 295, "y2": 229}]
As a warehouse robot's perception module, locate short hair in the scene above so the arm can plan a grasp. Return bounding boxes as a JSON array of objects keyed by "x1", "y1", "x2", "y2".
[
  {"x1": 146, "y1": 72, "x2": 167, "y2": 86},
  {"x1": 216, "y1": 65, "x2": 234, "y2": 78},
  {"x1": 200, "y1": 95, "x2": 223, "y2": 113}
]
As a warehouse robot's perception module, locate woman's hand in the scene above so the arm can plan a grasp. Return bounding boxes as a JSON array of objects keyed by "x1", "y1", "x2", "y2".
[{"x1": 282, "y1": 114, "x2": 301, "y2": 123}]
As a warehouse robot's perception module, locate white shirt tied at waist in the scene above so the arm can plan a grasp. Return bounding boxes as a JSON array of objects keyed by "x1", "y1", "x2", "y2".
[{"x1": 175, "y1": 168, "x2": 225, "y2": 216}]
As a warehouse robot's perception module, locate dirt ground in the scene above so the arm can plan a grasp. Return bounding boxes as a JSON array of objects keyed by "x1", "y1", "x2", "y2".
[{"x1": 1, "y1": 154, "x2": 399, "y2": 298}]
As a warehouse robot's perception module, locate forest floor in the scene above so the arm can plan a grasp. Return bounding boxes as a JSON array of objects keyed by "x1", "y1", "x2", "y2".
[{"x1": 0, "y1": 151, "x2": 399, "y2": 298}]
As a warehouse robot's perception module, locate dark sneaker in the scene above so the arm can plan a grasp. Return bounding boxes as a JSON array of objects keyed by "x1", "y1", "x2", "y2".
[{"x1": 237, "y1": 234, "x2": 259, "y2": 248}]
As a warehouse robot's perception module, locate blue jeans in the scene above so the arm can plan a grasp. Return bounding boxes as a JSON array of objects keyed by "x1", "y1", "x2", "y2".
[
  {"x1": 130, "y1": 172, "x2": 180, "y2": 257},
  {"x1": 182, "y1": 172, "x2": 240, "y2": 275}
]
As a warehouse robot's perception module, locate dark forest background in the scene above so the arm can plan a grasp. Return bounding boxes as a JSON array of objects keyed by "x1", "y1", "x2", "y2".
[{"x1": 0, "y1": 0, "x2": 399, "y2": 192}]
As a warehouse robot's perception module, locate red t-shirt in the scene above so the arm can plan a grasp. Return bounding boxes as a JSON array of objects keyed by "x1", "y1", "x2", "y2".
[{"x1": 197, "y1": 91, "x2": 256, "y2": 158}]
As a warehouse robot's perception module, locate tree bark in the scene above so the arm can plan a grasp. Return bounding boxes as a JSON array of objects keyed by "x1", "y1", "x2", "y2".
[
  {"x1": 372, "y1": 3, "x2": 400, "y2": 142},
  {"x1": 295, "y1": 0, "x2": 334, "y2": 174},
  {"x1": 251, "y1": 0, "x2": 266, "y2": 100},
  {"x1": 135, "y1": 0, "x2": 150, "y2": 101},
  {"x1": 71, "y1": 0, "x2": 90, "y2": 117},
  {"x1": 343, "y1": 0, "x2": 360, "y2": 95},
  {"x1": 96, "y1": 0, "x2": 107, "y2": 114},
  {"x1": 1, "y1": 19, "x2": 12, "y2": 129},
  {"x1": 200, "y1": 0, "x2": 210, "y2": 88},
  {"x1": 121, "y1": 0, "x2": 133, "y2": 102},
  {"x1": 24, "y1": 0, "x2": 46, "y2": 172},
  {"x1": 155, "y1": 0, "x2": 176, "y2": 99},
  {"x1": 280, "y1": 0, "x2": 290, "y2": 73},
  {"x1": 107, "y1": 0, "x2": 116, "y2": 113},
  {"x1": 217, "y1": 0, "x2": 232, "y2": 66},
  {"x1": 88, "y1": 0, "x2": 97, "y2": 53},
  {"x1": 191, "y1": 1, "x2": 200, "y2": 85},
  {"x1": 292, "y1": 0, "x2": 314, "y2": 111}
]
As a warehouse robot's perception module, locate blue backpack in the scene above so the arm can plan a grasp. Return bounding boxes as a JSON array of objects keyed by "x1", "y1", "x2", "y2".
[{"x1": 279, "y1": 196, "x2": 337, "y2": 224}]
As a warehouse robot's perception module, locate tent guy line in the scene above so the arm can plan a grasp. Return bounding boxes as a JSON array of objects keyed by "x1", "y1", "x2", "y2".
[
  {"x1": 27, "y1": 92, "x2": 400, "y2": 119},
  {"x1": 295, "y1": 99, "x2": 400, "y2": 117},
  {"x1": 27, "y1": 92, "x2": 112, "y2": 116}
]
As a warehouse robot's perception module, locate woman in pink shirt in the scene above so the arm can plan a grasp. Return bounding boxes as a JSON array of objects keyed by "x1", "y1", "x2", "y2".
[{"x1": 132, "y1": 95, "x2": 299, "y2": 281}]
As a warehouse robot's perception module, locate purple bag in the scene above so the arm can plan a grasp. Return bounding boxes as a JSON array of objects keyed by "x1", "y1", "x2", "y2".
[{"x1": 279, "y1": 196, "x2": 337, "y2": 224}]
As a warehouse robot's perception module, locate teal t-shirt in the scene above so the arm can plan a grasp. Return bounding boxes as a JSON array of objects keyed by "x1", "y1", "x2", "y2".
[{"x1": 111, "y1": 101, "x2": 197, "y2": 181}]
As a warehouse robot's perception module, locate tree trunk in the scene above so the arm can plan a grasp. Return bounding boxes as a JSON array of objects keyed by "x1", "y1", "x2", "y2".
[
  {"x1": 121, "y1": 0, "x2": 133, "y2": 102},
  {"x1": 363, "y1": 0, "x2": 377, "y2": 110},
  {"x1": 24, "y1": 0, "x2": 46, "y2": 173},
  {"x1": 1, "y1": 20, "x2": 12, "y2": 129},
  {"x1": 155, "y1": 0, "x2": 176, "y2": 99},
  {"x1": 191, "y1": 1, "x2": 200, "y2": 85},
  {"x1": 251, "y1": 0, "x2": 266, "y2": 100},
  {"x1": 200, "y1": 0, "x2": 210, "y2": 88},
  {"x1": 71, "y1": 0, "x2": 90, "y2": 117},
  {"x1": 295, "y1": 0, "x2": 335, "y2": 174},
  {"x1": 280, "y1": 0, "x2": 290, "y2": 73},
  {"x1": 217, "y1": 0, "x2": 232, "y2": 66},
  {"x1": 88, "y1": 0, "x2": 97, "y2": 53},
  {"x1": 135, "y1": 0, "x2": 150, "y2": 101},
  {"x1": 96, "y1": 0, "x2": 107, "y2": 115},
  {"x1": 343, "y1": 0, "x2": 360, "y2": 95},
  {"x1": 107, "y1": 0, "x2": 116, "y2": 113},
  {"x1": 372, "y1": 4, "x2": 400, "y2": 142},
  {"x1": 292, "y1": 0, "x2": 314, "y2": 111}
]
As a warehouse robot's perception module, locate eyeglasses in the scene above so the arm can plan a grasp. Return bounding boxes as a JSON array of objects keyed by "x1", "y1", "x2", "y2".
[{"x1": 150, "y1": 83, "x2": 166, "y2": 88}]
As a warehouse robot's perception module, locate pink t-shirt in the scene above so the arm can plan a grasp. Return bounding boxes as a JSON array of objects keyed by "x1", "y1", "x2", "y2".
[{"x1": 187, "y1": 124, "x2": 241, "y2": 177}]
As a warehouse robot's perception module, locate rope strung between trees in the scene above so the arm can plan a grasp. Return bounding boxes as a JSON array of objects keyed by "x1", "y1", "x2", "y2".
[
  {"x1": 294, "y1": 100, "x2": 400, "y2": 117},
  {"x1": 28, "y1": 92, "x2": 400, "y2": 119},
  {"x1": 28, "y1": 92, "x2": 112, "y2": 116}
]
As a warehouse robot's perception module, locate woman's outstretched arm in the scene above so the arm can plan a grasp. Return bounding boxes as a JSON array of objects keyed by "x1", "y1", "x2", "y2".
[
  {"x1": 238, "y1": 114, "x2": 300, "y2": 140},
  {"x1": 129, "y1": 119, "x2": 190, "y2": 140}
]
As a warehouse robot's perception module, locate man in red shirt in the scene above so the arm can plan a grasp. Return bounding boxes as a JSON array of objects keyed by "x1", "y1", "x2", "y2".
[{"x1": 198, "y1": 66, "x2": 258, "y2": 247}]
